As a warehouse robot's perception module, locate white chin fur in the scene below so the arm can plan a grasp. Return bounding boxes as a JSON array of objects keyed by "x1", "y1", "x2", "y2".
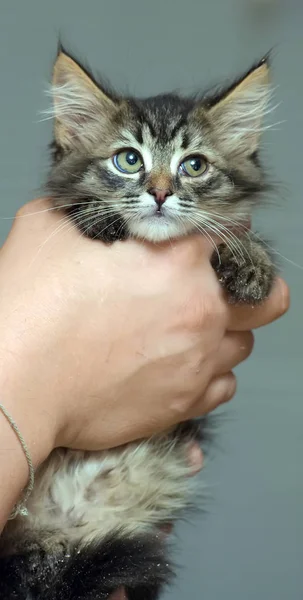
[{"x1": 128, "y1": 217, "x2": 194, "y2": 242}]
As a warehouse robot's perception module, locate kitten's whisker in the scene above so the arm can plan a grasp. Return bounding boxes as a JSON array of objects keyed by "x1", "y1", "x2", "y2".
[
  {"x1": 208, "y1": 215, "x2": 247, "y2": 230},
  {"x1": 206, "y1": 222, "x2": 253, "y2": 266},
  {"x1": 205, "y1": 223, "x2": 249, "y2": 266},
  {"x1": 189, "y1": 210, "x2": 255, "y2": 265},
  {"x1": 116, "y1": 213, "x2": 135, "y2": 240},
  {"x1": 70, "y1": 209, "x2": 122, "y2": 236},
  {"x1": 28, "y1": 215, "x2": 82, "y2": 269},
  {"x1": 34, "y1": 205, "x2": 112, "y2": 252},
  {"x1": 0, "y1": 200, "x2": 94, "y2": 222},
  {"x1": 175, "y1": 214, "x2": 194, "y2": 240},
  {"x1": 242, "y1": 229, "x2": 303, "y2": 271},
  {"x1": 209, "y1": 212, "x2": 303, "y2": 271},
  {"x1": 188, "y1": 214, "x2": 245, "y2": 264},
  {"x1": 201, "y1": 217, "x2": 252, "y2": 263},
  {"x1": 44, "y1": 209, "x2": 116, "y2": 245},
  {"x1": 80, "y1": 211, "x2": 128, "y2": 240},
  {"x1": 185, "y1": 209, "x2": 303, "y2": 271},
  {"x1": 186, "y1": 216, "x2": 220, "y2": 260},
  {"x1": 185, "y1": 215, "x2": 221, "y2": 259}
]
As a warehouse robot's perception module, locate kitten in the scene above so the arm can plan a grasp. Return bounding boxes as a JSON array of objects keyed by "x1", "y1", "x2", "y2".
[{"x1": 0, "y1": 48, "x2": 276, "y2": 599}]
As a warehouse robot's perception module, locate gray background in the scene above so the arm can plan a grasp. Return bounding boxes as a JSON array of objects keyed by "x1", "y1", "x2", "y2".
[{"x1": 0, "y1": 0, "x2": 302, "y2": 598}]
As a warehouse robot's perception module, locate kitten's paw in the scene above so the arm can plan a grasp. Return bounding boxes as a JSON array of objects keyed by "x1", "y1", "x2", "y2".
[{"x1": 212, "y1": 241, "x2": 275, "y2": 305}]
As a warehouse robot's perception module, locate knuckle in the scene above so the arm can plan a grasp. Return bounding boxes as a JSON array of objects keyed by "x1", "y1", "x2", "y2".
[
  {"x1": 208, "y1": 296, "x2": 227, "y2": 327},
  {"x1": 185, "y1": 345, "x2": 212, "y2": 377},
  {"x1": 211, "y1": 372, "x2": 237, "y2": 406},
  {"x1": 224, "y1": 372, "x2": 237, "y2": 401},
  {"x1": 15, "y1": 201, "x2": 36, "y2": 219},
  {"x1": 14, "y1": 206, "x2": 27, "y2": 222},
  {"x1": 219, "y1": 372, "x2": 237, "y2": 404},
  {"x1": 278, "y1": 280, "x2": 290, "y2": 316},
  {"x1": 181, "y1": 291, "x2": 226, "y2": 333},
  {"x1": 169, "y1": 396, "x2": 193, "y2": 420},
  {"x1": 172, "y1": 235, "x2": 202, "y2": 267},
  {"x1": 241, "y1": 330, "x2": 255, "y2": 356},
  {"x1": 13, "y1": 201, "x2": 42, "y2": 228},
  {"x1": 187, "y1": 355, "x2": 204, "y2": 375},
  {"x1": 168, "y1": 379, "x2": 202, "y2": 419},
  {"x1": 192, "y1": 372, "x2": 237, "y2": 417}
]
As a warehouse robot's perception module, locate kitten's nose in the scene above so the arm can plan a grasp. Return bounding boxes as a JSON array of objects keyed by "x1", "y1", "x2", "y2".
[{"x1": 149, "y1": 188, "x2": 172, "y2": 208}]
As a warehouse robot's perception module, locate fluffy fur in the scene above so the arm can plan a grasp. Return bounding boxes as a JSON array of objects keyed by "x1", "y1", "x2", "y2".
[
  {"x1": 0, "y1": 422, "x2": 206, "y2": 599},
  {"x1": 0, "y1": 47, "x2": 277, "y2": 599}
]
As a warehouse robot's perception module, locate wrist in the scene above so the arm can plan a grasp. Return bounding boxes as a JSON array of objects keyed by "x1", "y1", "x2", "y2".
[
  {"x1": 0, "y1": 390, "x2": 55, "y2": 529},
  {"x1": 0, "y1": 354, "x2": 56, "y2": 469},
  {"x1": 0, "y1": 308, "x2": 59, "y2": 467}
]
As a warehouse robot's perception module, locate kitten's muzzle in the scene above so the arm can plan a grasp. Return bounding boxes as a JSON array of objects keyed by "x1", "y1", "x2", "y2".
[{"x1": 148, "y1": 187, "x2": 172, "y2": 210}]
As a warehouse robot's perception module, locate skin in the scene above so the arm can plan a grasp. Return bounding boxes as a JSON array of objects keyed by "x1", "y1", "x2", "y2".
[{"x1": 0, "y1": 199, "x2": 289, "y2": 535}]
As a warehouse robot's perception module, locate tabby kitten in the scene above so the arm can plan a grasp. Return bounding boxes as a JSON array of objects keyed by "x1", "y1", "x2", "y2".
[{"x1": 0, "y1": 48, "x2": 276, "y2": 600}]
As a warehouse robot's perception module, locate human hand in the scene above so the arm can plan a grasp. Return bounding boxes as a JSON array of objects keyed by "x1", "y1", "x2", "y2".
[{"x1": 0, "y1": 199, "x2": 289, "y2": 467}]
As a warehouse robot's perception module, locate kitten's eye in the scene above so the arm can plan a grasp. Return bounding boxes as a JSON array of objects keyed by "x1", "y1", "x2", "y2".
[
  {"x1": 113, "y1": 150, "x2": 143, "y2": 174},
  {"x1": 179, "y1": 156, "x2": 208, "y2": 177}
]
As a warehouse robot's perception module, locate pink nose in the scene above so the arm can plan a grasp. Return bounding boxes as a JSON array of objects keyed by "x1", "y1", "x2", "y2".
[{"x1": 149, "y1": 188, "x2": 172, "y2": 208}]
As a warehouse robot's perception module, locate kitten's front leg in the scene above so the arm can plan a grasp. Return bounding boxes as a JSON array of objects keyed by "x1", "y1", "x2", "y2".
[{"x1": 211, "y1": 233, "x2": 276, "y2": 305}]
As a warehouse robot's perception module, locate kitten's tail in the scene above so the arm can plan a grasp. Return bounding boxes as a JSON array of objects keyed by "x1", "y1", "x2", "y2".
[{"x1": 0, "y1": 533, "x2": 173, "y2": 600}]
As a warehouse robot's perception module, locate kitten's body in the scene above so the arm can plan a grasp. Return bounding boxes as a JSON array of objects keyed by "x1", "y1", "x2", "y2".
[
  {"x1": 0, "y1": 48, "x2": 276, "y2": 599},
  {"x1": 0, "y1": 423, "x2": 203, "y2": 599}
]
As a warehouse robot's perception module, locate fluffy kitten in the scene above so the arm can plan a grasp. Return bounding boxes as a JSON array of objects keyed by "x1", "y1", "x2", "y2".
[{"x1": 0, "y1": 48, "x2": 276, "y2": 599}]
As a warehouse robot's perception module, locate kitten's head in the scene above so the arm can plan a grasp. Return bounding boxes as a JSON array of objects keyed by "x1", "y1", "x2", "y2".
[{"x1": 46, "y1": 49, "x2": 272, "y2": 243}]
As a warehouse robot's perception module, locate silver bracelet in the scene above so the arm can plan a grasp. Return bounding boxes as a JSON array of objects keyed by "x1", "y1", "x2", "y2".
[{"x1": 0, "y1": 403, "x2": 35, "y2": 520}]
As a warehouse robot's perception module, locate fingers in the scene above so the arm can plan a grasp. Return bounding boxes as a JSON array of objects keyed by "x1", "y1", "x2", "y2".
[
  {"x1": 191, "y1": 372, "x2": 237, "y2": 417},
  {"x1": 215, "y1": 330, "x2": 254, "y2": 374},
  {"x1": 227, "y1": 278, "x2": 290, "y2": 331},
  {"x1": 185, "y1": 335, "x2": 254, "y2": 476}
]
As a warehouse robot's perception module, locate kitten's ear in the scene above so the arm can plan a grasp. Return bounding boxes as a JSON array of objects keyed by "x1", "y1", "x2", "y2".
[
  {"x1": 205, "y1": 59, "x2": 271, "y2": 155},
  {"x1": 51, "y1": 50, "x2": 119, "y2": 150}
]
